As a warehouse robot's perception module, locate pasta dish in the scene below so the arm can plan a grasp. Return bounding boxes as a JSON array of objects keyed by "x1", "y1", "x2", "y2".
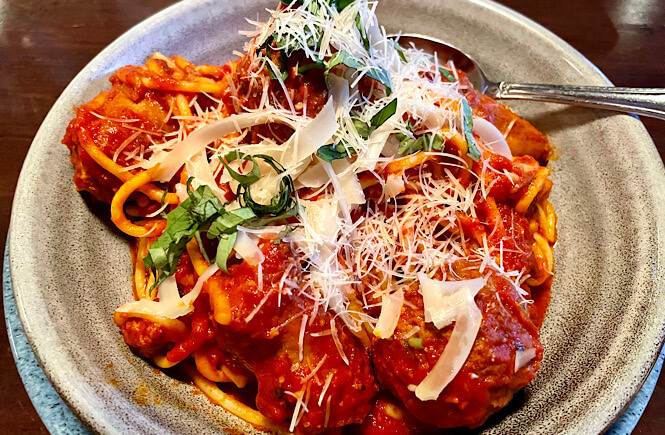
[{"x1": 62, "y1": 0, "x2": 556, "y2": 432}]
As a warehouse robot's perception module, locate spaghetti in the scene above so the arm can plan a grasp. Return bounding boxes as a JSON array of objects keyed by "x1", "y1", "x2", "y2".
[{"x1": 62, "y1": 0, "x2": 557, "y2": 432}]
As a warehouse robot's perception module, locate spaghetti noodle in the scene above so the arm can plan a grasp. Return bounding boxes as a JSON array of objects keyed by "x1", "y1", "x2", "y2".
[{"x1": 63, "y1": 0, "x2": 557, "y2": 432}]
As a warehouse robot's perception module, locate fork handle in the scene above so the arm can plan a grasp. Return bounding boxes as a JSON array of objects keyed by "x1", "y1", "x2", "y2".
[{"x1": 489, "y1": 82, "x2": 665, "y2": 120}]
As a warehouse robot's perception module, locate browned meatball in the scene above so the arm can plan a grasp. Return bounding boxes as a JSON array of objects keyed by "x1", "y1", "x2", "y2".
[
  {"x1": 371, "y1": 276, "x2": 543, "y2": 429},
  {"x1": 212, "y1": 241, "x2": 378, "y2": 433}
]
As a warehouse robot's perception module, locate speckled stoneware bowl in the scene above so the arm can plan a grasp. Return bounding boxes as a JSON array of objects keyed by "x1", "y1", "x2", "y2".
[{"x1": 10, "y1": 0, "x2": 665, "y2": 433}]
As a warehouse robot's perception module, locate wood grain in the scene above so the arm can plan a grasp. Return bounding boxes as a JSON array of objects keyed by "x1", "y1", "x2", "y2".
[{"x1": 1, "y1": 0, "x2": 663, "y2": 433}]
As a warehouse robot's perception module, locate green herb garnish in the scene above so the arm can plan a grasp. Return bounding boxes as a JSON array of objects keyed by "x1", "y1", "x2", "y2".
[
  {"x1": 316, "y1": 142, "x2": 356, "y2": 163},
  {"x1": 392, "y1": 40, "x2": 408, "y2": 63},
  {"x1": 220, "y1": 152, "x2": 297, "y2": 217},
  {"x1": 461, "y1": 99, "x2": 481, "y2": 161},
  {"x1": 144, "y1": 183, "x2": 224, "y2": 288},
  {"x1": 370, "y1": 98, "x2": 397, "y2": 128},
  {"x1": 438, "y1": 67, "x2": 456, "y2": 82}
]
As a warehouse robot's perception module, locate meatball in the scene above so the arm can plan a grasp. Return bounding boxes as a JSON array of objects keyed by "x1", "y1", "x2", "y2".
[{"x1": 371, "y1": 276, "x2": 543, "y2": 429}]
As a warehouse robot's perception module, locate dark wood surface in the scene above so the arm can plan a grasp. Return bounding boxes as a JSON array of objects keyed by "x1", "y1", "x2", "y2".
[{"x1": 1, "y1": 0, "x2": 664, "y2": 433}]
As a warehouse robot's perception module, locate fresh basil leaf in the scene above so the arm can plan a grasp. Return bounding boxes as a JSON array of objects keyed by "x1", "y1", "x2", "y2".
[
  {"x1": 439, "y1": 67, "x2": 455, "y2": 82},
  {"x1": 391, "y1": 40, "x2": 408, "y2": 63},
  {"x1": 364, "y1": 66, "x2": 392, "y2": 95},
  {"x1": 353, "y1": 118, "x2": 371, "y2": 140},
  {"x1": 268, "y1": 62, "x2": 289, "y2": 81},
  {"x1": 280, "y1": 49, "x2": 290, "y2": 78},
  {"x1": 398, "y1": 135, "x2": 425, "y2": 155},
  {"x1": 298, "y1": 61, "x2": 325, "y2": 75},
  {"x1": 220, "y1": 152, "x2": 262, "y2": 185},
  {"x1": 207, "y1": 208, "x2": 256, "y2": 238},
  {"x1": 144, "y1": 184, "x2": 223, "y2": 287},
  {"x1": 370, "y1": 99, "x2": 398, "y2": 128},
  {"x1": 316, "y1": 143, "x2": 355, "y2": 162},
  {"x1": 334, "y1": 0, "x2": 354, "y2": 12},
  {"x1": 430, "y1": 133, "x2": 444, "y2": 151},
  {"x1": 194, "y1": 230, "x2": 210, "y2": 263},
  {"x1": 188, "y1": 186, "x2": 224, "y2": 222},
  {"x1": 249, "y1": 206, "x2": 299, "y2": 227},
  {"x1": 232, "y1": 154, "x2": 297, "y2": 217},
  {"x1": 216, "y1": 232, "x2": 237, "y2": 274},
  {"x1": 274, "y1": 225, "x2": 294, "y2": 243},
  {"x1": 461, "y1": 99, "x2": 481, "y2": 161},
  {"x1": 243, "y1": 179, "x2": 294, "y2": 215},
  {"x1": 144, "y1": 246, "x2": 167, "y2": 271},
  {"x1": 355, "y1": 13, "x2": 370, "y2": 51}
]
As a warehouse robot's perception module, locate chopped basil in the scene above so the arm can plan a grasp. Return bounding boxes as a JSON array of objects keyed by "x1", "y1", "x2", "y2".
[
  {"x1": 391, "y1": 40, "x2": 408, "y2": 63},
  {"x1": 143, "y1": 157, "x2": 292, "y2": 285},
  {"x1": 221, "y1": 153, "x2": 297, "y2": 217},
  {"x1": 370, "y1": 98, "x2": 397, "y2": 128},
  {"x1": 461, "y1": 99, "x2": 481, "y2": 161},
  {"x1": 438, "y1": 67, "x2": 456, "y2": 82},
  {"x1": 430, "y1": 133, "x2": 444, "y2": 151},
  {"x1": 316, "y1": 100, "x2": 396, "y2": 162},
  {"x1": 216, "y1": 232, "x2": 237, "y2": 273},
  {"x1": 397, "y1": 135, "x2": 426, "y2": 155},
  {"x1": 219, "y1": 152, "x2": 261, "y2": 185},
  {"x1": 353, "y1": 118, "x2": 371, "y2": 140},
  {"x1": 250, "y1": 206, "x2": 299, "y2": 227},
  {"x1": 207, "y1": 207, "x2": 256, "y2": 239},
  {"x1": 333, "y1": 0, "x2": 354, "y2": 12},
  {"x1": 317, "y1": 142, "x2": 356, "y2": 162},
  {"x1": 144, "y1": 183, "x2": 224, "y2": 288},
  {"x1": 298, "y1": 61, "x2": 325, "y2": 75},
  {"x1": 355, "y1": 13, "x2": 370, "y2": 51},
  {"x1": 325, "y1": 50, "x2": 392, "y2": 94},
  {"x1": 396, "y1": 121, "x2": 445, "y2": 156},
  {"x1": 267, "y1": 57, "x2": 289, "y2": 82},
  {"x1": 274, "y1": 225, "x2": 294, "y2": 243},
  {"x1": 194, "y1": 230, "x2": 210, "y2": 263}
]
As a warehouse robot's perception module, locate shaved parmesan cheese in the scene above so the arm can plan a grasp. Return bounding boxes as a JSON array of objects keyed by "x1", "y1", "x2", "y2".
[
  {"x1": 295, "y1": 162, "x2": 329, "y2": 188},
  {"x1": 515, "y1": 347, "x2": 537, "y2": 372},
  {"x1": 247, "y1": 172, "x2": 282, "y2": 206},
  {"x1": 472, "y1": 117, "x2": 512, "y2": 159},
  {"x1": 413, "y1": 274, "x2": 485, "y2": 401},
  {"x1": 358, "y1": 116, "x2": 401, "y2": 171},
  {"x1": 300, "y1": 198, "x2": 339, "y2": 242},
  {"x1": 150, "y1": 111, "x2": 294, "y2": 182},
  {"x1": 418, "y1": 274, "x2": 485, "y2": 329},
  {"x1": 414, "y1": 286, "x2": 482, "y2": 401},
  {"x1": 174, "y1": 183, "x2": 188, "y2": 204},
  {"x1": 234, "y1": 230, "x2": 264, "y2": 265},
  {"x1": 282, "y1": 96, "x2": 337, "y2": 166},
  {"x1": 115, "y1": 276, "x2": 190, "y2": 318},
  {"x1": 385, "y1": 173, "x2": 405, "y2": 197},
  {"x1": 116, "y1": 264, "x2": 218, "y2": 319},
  {"x1": 321, "y1": 161, "x2": 352, "y2": 222},
  {"x1": 374, "y1": 289, "x2": 404, "y2": 339},
  {"x1": 184, "y1": 263, "x2": 220, "y2": 305},
  {"x1": 186, "y1": 150, "x2": 228, "y2": 202},
  {"x1": 332, "y1": 159, "x2": 366, "y2": 205},
  {"x1": 329, "y1": 74, "x2": 350, "y2": 113}
]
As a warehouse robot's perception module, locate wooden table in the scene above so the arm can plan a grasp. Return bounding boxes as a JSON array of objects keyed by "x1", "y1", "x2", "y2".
[{"x1": 1, "y1": 0, "x2": 664, "y2": 433}]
